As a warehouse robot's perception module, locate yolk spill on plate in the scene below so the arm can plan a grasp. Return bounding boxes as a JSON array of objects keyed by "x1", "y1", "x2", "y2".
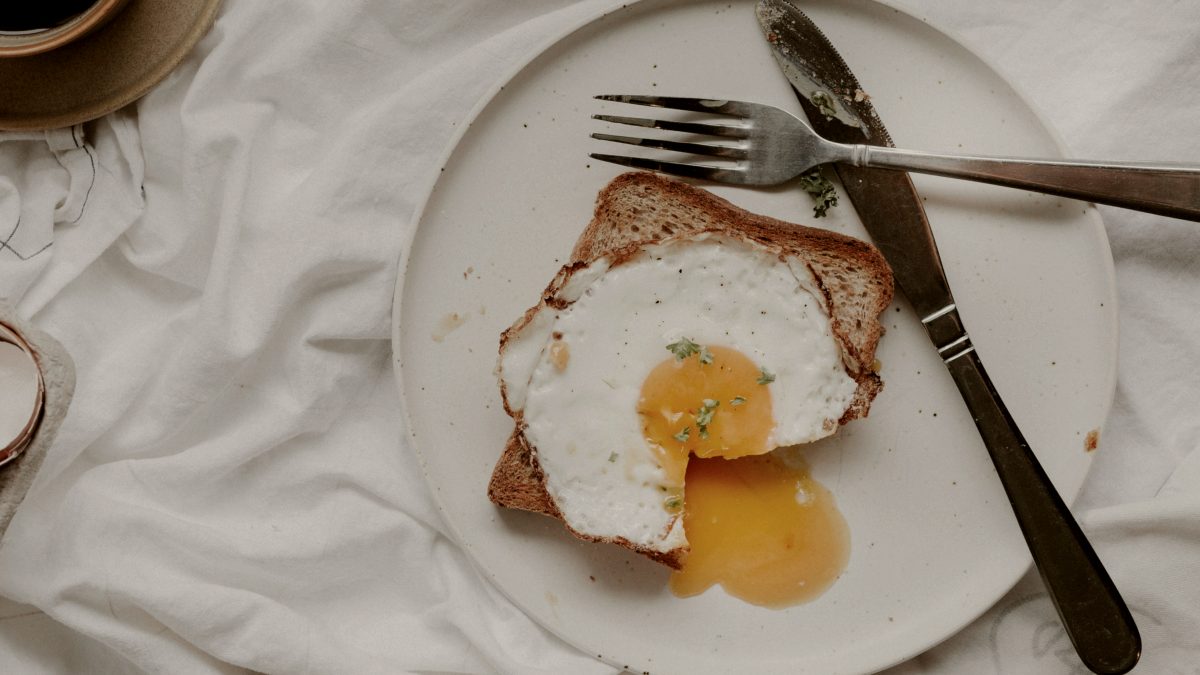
[
  {"x1": 669, "y1": 453, "x2": 849, "y2": 608},
  {"x1": 638, "y1": 344, "x2": 850, "y2": 608}
]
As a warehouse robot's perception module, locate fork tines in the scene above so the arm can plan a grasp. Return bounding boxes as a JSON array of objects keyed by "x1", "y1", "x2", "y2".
[
  {"x1": 592, "y1": 114, "x2": 749, "y2": 139},
  {"x1": 594, "y1": 94, "x2": 753, "y2": 116},
  {"x1": 590, "y1": 95, "x2": 751, "y2": 182}
]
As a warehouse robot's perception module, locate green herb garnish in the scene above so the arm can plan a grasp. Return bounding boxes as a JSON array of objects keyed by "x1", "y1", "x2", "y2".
[
  {"x1": 666, "y1": 337, "x2": 701, "y2": 361},
  {"x1": 810, "y1": 90, "x2": 838, "y2": 120},
  {"x1": 798, "y1": 167, "x2": 838, "y2": 218},
  {"x1": 673, "y1": 427, "x2": 691, "y2": 443},
  {"x1": 698, "y1": 345, "x2": 714, "y2": 366},
  {"x1": 695, "y1": 398, "x2": 720, "y2": 439},
  {"x1": 664, "y1": 495, "x2": 683, "y2": 510},
  {"x1": 730, "y1": 396, "x2": 747, "y2": 406},
  {"x1": 608, "y1": 452, "x2": 618, "y2": 463},
  {"x1": 757, "y1": 367, "x2": 776, "y2": 385}
]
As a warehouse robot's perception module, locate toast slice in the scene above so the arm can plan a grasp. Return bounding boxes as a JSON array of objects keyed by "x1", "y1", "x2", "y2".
[{"x1": 488, "y1": 171, "x2": 894, "y2": 568}]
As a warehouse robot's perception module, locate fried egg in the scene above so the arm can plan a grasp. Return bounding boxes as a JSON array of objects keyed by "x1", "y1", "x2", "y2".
[{"x1": 500, "y1": 233, "x2": 858, "y2": 604}]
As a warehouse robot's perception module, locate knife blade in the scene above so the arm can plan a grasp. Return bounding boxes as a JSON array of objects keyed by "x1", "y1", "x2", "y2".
[{"x1": 755, "y1": 2, "x2": 1140, "y2": 673}]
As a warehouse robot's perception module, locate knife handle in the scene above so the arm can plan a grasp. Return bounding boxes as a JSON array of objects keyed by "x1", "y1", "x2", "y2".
[
  {"x1": 859, "y1": 146, "x2": 1200, "y2": 221},
  {"x1": 934, "y1": 324, "x2": 1141, "y2": 674}
]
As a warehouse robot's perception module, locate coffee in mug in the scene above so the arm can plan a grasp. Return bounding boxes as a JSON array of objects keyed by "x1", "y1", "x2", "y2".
[
  {"x1": 0, "y1": 0, "x2": 129, "y2": 57},
  {"x1": 0, "y1": 1, "x2": 101, "y2": 33}
]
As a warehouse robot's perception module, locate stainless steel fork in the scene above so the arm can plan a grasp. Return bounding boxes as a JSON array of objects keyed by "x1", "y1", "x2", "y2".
[{"x1": 591, "y1": 95, "x2": 1200, "y2": 221}]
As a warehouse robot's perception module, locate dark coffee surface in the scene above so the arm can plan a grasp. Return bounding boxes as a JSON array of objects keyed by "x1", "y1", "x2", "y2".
[{"x1": 0, "y1": 1, "x2": 99, "y2": 32}]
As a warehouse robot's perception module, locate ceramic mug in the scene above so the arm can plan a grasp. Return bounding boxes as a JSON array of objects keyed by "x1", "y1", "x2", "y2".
[
  {"x1": 0, "y1": 0, "x2": 131, "y2": 58},
  {"x1": 0, "y1": 321, "x2": 43, "y2": 467}
]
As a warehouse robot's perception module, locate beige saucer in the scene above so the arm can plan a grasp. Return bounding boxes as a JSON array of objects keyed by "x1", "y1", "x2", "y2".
[{"x1": 0, "y1": 0, "x2": 223, "y2": 131}]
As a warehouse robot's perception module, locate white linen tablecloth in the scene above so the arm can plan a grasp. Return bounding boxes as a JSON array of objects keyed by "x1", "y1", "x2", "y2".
[{"x1": 0, "y1": 1, "x2": 1197, "y2": 673}]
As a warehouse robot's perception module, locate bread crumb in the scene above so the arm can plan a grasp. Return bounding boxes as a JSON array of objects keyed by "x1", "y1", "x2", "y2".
[
  {"x1": 431, "y1": 312, "x2": 468, "y2": 342},
  {"x1": 550, "y1": 339, "x2": 569, "y2": 371},
  {"x1": 1085, "y1": 429, "x2": 1099, "y2": 452}
]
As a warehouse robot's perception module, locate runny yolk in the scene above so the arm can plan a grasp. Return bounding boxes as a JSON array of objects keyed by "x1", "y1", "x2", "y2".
[
  {"x1": 668, "y1": 453, "x2": 849, "y2": 608},
  {"x1": 638, "y1": 345, "x2": 775, "y2": 488},
  {"x1": 637, "y1": 344, "x2": 849, "y2": 608}
]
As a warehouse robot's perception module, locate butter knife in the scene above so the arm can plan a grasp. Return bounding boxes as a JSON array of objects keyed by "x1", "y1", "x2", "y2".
[{"x1": 755, "y1": 2, "x2": 1140, "y2": 673}]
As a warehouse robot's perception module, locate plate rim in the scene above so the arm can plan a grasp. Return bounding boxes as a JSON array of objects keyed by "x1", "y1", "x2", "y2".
[{"x1": 389, "y1": 0, "x2": 1119, "y2": 672}]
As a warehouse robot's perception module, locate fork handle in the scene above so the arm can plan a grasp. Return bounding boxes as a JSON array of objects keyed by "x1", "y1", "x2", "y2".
[
  {"x1": 853, "y1": 145, "x2": 1200, "y2": 221},
  {"x1": 943, "y1": 345, "x2": 1141, "y2": 674}
]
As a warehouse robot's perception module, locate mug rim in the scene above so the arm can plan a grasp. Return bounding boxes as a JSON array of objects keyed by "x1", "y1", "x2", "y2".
[{"x1": 0, "y1": 0, "x2": 131, "y2": 58}]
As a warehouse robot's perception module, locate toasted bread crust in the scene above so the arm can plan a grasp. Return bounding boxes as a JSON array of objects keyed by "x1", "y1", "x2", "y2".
[
  {"x1": 488, "y1": 172, "x2": 893, "y2": 568},
  {"x1": 487, "y1": 422, "x2": 560, "y2": 518}
]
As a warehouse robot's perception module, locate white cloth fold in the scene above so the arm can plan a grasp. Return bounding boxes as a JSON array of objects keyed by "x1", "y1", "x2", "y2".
[{"x1": 0, "y1": 1, "x2": 1197, "y2": 673}]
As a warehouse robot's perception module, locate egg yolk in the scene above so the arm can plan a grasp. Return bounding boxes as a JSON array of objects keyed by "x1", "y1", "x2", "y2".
[
  {"x1": 637, "y1": 343, "x2": 849, "y2": 608},
  {"x1": 638, "y1": 345, "x2": 775, "y2": 487}
]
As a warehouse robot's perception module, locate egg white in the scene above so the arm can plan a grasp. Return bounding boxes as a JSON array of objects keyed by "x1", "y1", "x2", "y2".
[{"x1": 505, "y1": 235, "x2": 857, "y2": 553}]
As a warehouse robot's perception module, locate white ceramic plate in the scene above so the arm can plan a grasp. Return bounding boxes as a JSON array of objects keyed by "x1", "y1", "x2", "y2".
[{"x1": 392, "y1": 1, "x2": 1117, "y2": 673}]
